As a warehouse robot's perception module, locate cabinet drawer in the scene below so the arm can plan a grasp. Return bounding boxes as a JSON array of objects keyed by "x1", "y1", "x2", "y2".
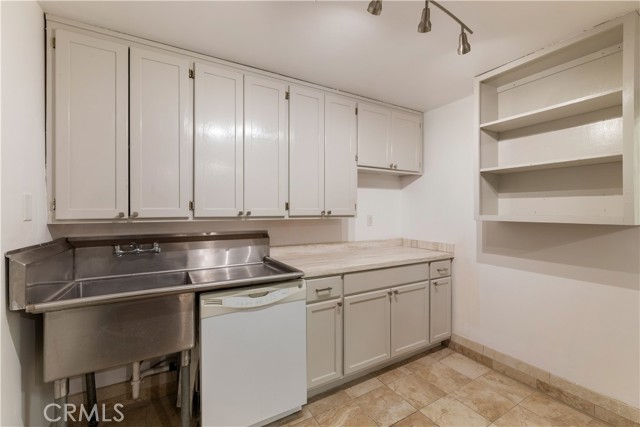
[
  {"x1": 306, "y1": 276, "x2": 343, "y2": 303},
  {"x1": 344, "y1": 263, "x2": 429, "y2": 295},
  {"x1": 430, "y1": 260, "x2": 451, "y2": 279}
]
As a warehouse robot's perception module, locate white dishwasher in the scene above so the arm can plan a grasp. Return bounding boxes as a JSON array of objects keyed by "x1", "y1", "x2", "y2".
[{"x1": 200, "y1": 279, "x2": 307, "y2": 427}]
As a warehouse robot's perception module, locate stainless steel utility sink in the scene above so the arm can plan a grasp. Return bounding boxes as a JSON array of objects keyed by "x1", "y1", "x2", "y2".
[{"x1": 27, "y1": 271, "x2": 191, "y2": 303}]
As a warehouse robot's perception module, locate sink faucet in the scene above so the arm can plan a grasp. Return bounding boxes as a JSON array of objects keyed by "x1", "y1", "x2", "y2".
[{"x1": 113, "y1": 242, "x2": 161, "y2": 257}]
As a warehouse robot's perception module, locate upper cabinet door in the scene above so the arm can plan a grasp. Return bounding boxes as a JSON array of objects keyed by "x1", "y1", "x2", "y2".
[
  {"x1": 325, "y1": 95, "x2": 357, "y2": 216},
  {"x1": 391, "y1": 110, "x2": 422, "y2": 172},
  {"x1": 130, "y1": 47, "x2": 191, "y2": 218},
  {"x1": 194, "y1": 63, "x2": 244, "y2": 218},
  {"x1": 54, "y1": 30, "x2": 129, "y2": 220},
  {"x1": 289, "y1": 85, "x2": 325, "y2": 217},
  {"x1": 357, "y1": 102, "x2": 391, "y2": 169},
  {"x1": 244, "y1": 75, "x2": 288, "y2": 217}
]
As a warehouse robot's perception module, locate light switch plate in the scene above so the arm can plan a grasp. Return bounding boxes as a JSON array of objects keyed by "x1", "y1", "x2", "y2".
[{"x1": 23, "y1": 193, "x2": 32, "y2": 221}]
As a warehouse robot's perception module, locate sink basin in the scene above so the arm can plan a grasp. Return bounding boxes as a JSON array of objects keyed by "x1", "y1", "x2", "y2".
[{"x1": 27, "y1": 272, "x2": 191, "y2": 306}]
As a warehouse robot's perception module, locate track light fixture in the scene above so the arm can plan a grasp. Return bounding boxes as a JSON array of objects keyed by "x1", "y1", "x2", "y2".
[
  {"x1": 417, "y1": 1, "x2": 431, "y2": 33},
  {"x1": 458, "y1": 27, "x2": 471, "y2": 55},
  {"x1": 367, "y1": 0, "x2": 382, "y2": 16},
  {"x1": 366, "y1": 0, "x2": 473, "y2": 55}
]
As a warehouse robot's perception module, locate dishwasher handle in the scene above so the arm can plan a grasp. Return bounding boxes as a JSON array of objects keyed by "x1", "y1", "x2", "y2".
[{"x1": 201, "y1": 284, "x2": 303, "y2": 310}]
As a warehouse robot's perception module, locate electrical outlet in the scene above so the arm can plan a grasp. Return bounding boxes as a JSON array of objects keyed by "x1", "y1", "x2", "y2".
[{"x1": 366, "y1": 215, "x2": 373, "y2": 227}]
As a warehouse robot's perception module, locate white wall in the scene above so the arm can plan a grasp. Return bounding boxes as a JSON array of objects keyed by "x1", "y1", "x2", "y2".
[
  {"x1": 402, "y1": 95, "x2": 640, "y2": 408},
  {"x1": 1, "y1": 2, "x2": 53, "y2": 426}
]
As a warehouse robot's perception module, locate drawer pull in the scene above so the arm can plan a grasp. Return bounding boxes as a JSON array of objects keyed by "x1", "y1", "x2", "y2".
[
  {"x1": 393, "y1": 290, "x2": 399, "y2": 295},
  {"x1": 433, "y1": 281, "x2": 447, "y2": 286},
  {"x1": 337, "y1": 302, "x2": 343, "y2": 307},
  {"x1": 315, "y1": 287, "x2": 333, "y2": 293},
  {"x1": 437, "y1": 268, "x2": 449, "y2": 273}
]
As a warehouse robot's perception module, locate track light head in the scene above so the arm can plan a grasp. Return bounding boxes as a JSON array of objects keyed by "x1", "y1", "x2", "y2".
[
  {"x1": 417, "y1": 2, "x2": 432, "y2": 33},
  {"x1": 367, "y1": 0, "x2": 382, "y2": 16},
  {"x1": 458, "y1": 28, "x2": 471, "y2": 55}
]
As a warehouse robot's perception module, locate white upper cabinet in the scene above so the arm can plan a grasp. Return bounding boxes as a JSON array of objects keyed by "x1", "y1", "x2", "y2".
[
  {"x1": 243, "y1": 75, "x2": 289, "y2": 218},
  {"x1": 289, "y1": 85, "x2": 325, "y2": 217},
  {"x1": 130, "y1": 47, "x2": 192, "y2": 218},
  {"x1": 194, "y1": 63, "x2": 244, "y2": 218},
  {"x1": 391, "y1": 111, "x2": 422, "y2": 172},
  {"x1": 53, "y1": 29, "x2": 129, "y2": 220},
  {"x1": 358, "y1": 102, "x2": 423, "y2": 174},
  {"x1": 325, "y1": 95, "x2": 357, "y2": 217},
  {"x1": 357, "y1": 102, "x2": 391, "y2": 169}
]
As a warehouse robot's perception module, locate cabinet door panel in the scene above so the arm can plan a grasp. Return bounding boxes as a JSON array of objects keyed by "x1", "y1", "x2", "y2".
[
  {"x1": 130, "y1": 48, "x2": 191, "y2": 218},
  {"x1": 430, "y1": 277, "x2": 452, "y2": 343},
  {"x1": 289, "y1": 86, "x2": 324, "y2": 217},
  {"x1": 391, "y1": 110, "x2": 422, "y2": 172},
  {"x1": 325, "y1": 95, "x2": 357, "y2": 216},
  {"x1": 194, "y1": 63, "x2": 243, "y2": 217},
  {"x1": 54, "y1": 29, "x2": 128, "y2": 219},
  {"x1": 307, "y1": 299, "x2": 343, "y2": 389},
  {"x1": 357, "y1": 102, "x2": 391, "y2": 169},
  {"x1": 244, "y1": 76, "x2": 288, "y2": 217},
  {"x1": 344, "y1": 289, "x2": 390, "y2": 375},
  {"x1": 391, "y1": 281, "x2": 429, "y2": 357}
]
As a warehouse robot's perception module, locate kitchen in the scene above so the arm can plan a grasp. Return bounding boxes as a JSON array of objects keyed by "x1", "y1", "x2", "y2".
[{"x1": 1, "y1": 1, "x2": 639, "y2": 427}]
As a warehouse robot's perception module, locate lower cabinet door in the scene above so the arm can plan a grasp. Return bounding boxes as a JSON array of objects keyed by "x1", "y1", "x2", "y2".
[
  {"x1": 306, "y1": 299, "x2": 343, "y2": 389},
  {"x1": 391, "y1": 281, "x2": 429, "y2": 357},
  {"x1": 344, "y1": 289, "x2": 391, "y2": 375},
  {"x1": 430, "y1": 277, "x2": 452, "y2": 343}
]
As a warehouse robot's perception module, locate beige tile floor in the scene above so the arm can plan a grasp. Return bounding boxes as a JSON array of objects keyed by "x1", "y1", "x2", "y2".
[
  {"x1": 67, "y1": 346, "x2": 613, "y2": 427},
  {"x1": 274, "y1": 347, "x2": 613, "y2": 427}
]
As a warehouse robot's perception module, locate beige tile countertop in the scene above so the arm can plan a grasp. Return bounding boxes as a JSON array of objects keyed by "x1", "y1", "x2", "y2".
[{"x1": 271, "y1": 238, "x2": 454, "y2": 278}]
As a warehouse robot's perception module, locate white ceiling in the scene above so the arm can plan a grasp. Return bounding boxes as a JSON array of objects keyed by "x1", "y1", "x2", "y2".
[{"x1": 39, "y1": 1, "x2": 638, "y2": 112}]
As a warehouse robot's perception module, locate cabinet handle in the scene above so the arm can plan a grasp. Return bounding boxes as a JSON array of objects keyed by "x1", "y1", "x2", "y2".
[
  {"x1": 327, "y1": 210, "x2": 332, "y2": 215},
  {"x1": 238, "y1": 211, "x2": 243, "y2": 216},
  {"x1": 131, "y1": 211, "x2": 139, "y2": 218},
  {"x1": 393, "y1": 290, "x2": 399, "y2": 294},
  {"x1": 117, "y1": 212, "x2": 124, "y2": 218},
  {"x1": 437, "y1": 268, "x2": 449, "y2": 273},
  {"x1": 394, "y1": 164, "x2": 398, "y2": 169},
  {"x1": 387, "y1": 290, "x2": 393, "y2": 296},
  {"x1": 315, "y1": 287, "x2": 333, "y2": 293},
  {"x1": 246, "y1": 211, "x2": 251, "y2": 216},
  {"x1": 389, "y1": 163, "x2": 394, "y2": 168},
  {"x1": 321, "y1": 211, "x2": 325, "y2": 216},
  {"x1": 433, "y1": 281, "x2": 447, "y2": 286},
  {"x1": 337, "y1": 302, "x2": 343, "y2": 307}
]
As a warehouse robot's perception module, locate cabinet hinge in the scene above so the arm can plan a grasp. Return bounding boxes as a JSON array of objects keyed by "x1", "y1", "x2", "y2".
[
  {"x1": 285, "y1": 91, "x2": 290, "y2": 100},
  {"x1": 355, "y1": 107, "x2": 358, "y2": 115},
  {"x1": 189, "y1": 201, "x2": 194, "y2": 211},
  {"x1": 355, "y1": 154, "x2": 358, "y2": 162},
  {"x1": 51, "y1": 199, "x2": 56, "y2": 211},
  {"x1": 285, "y1": 202, "x2": 289, "y2": 211},
  {"x1": 51, "y1": 37, "x2": 56, "y2": 49},
  {"x1": 189, "y1": 69, "x2": 194, "y2": 79},
  {"x1": 355, "y1": 203, "x2": 357, "y2": 211}
]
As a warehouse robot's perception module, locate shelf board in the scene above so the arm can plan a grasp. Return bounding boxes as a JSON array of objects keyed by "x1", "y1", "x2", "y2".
[
  {"x1": 480, "y1": 88, "x2": 622, "y2": 133},
  {"x1": 480, "y1": 154, "x2": 622, "y2": 175},
  {"x1": 478, "y1": 214, "x2": 625, "y2": 225}
]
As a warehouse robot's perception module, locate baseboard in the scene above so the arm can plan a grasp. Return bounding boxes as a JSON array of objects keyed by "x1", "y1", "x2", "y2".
[{"x1": 447, "y1": 334, "x2": 639, "y2": 427}]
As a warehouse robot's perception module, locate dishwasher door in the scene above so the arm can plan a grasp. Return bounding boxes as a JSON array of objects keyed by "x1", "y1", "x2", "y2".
[{"x1": 200, "y1": 280, "x2": 307, "y2": 427}]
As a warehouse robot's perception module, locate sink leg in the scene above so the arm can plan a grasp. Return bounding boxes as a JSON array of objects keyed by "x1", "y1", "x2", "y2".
[
  {"x1": 180, "y1": 350, "x2": 191, "y2": 427},
  {"x1": 85, "y1": 372, "x2": 99, "y2": 427},
  {"x1": 53, "y1": 378, "x2": 69, "y2": 427}
]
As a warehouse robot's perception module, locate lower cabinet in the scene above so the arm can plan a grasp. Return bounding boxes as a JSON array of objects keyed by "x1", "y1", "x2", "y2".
[
  {"x1": 344, "y1": 289, "x2": 391, "y2": 375},
  {"x1": 391, "y1": 282, "x2": 429, "y2": 357},
  {"x1": 307, "y1": 298, "x2": 343, "y2": 389},
  {"x1": 344, "y1": 281, "x2": 429, "y2": 375},
  {"x1": 430, "y1": 277, "x2": 452, "y2": 343}
]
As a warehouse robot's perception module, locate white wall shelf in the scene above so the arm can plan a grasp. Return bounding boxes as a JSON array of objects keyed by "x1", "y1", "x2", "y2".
[
  {"x1": 479, "y1": 154, "x2": 622, "y2": 175},
  {"x1": 475, "y1": 13, "x2": 639, "y2": 225},
  {"x1": 480, "y1": 88, "x2": 622, "y2": 133}
]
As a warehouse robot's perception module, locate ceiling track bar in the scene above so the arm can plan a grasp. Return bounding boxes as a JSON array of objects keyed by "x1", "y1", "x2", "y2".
[{"x1": 429, "y1": 0, "x2": 473, "y2": 34}]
